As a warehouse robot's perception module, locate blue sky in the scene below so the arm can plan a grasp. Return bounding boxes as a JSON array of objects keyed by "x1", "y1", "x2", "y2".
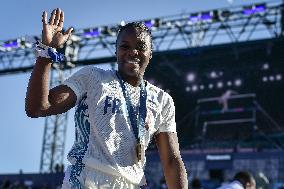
[{"x1": 0, "y1": 0, "x2": 265, "y2": 174}]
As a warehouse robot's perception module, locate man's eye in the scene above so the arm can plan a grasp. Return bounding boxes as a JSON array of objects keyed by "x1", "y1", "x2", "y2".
[
  {"x1": 137, "y1": 44, "x2": 148, "y2": 51},
  {"x1": 120, "y1": 44, "x2": 129, "y2": 49}
]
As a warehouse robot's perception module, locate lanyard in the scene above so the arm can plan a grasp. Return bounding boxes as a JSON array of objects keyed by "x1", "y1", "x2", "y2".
[{"x1": 116, "y1": 71, "x2": 147, "y2": 142}]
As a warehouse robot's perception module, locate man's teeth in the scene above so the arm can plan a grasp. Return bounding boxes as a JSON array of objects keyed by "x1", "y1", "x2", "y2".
[{"x1": 127, "y1": 60, "x2": 140, "y2": 64}]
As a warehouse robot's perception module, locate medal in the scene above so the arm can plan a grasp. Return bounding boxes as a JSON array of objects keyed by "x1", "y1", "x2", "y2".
[
  {"x1": 136, "y1": 142, "x2": 142, "y2": 161},
  {"x1": 116, "y1": 72, "x2": 147, "y2": 164},
  {"x1": 136, "y1": 142, "x2": 145, "y2": 163}
]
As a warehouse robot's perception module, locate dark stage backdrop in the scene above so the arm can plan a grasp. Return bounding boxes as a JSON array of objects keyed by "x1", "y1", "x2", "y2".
[{"x1": 145, "y1": 37, "x2": 284, "y2": 148}]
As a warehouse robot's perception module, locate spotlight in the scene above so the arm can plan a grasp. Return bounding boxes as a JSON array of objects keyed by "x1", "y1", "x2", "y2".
[
  {"x1": 192, "y1": 85, "x2": 198, "y2": 92},
  {"x1": 189, "y1": 11, "x2": 215, "y2": 24},
  {"x1": 227, "y1": 81, "x2": 232, "y2": 86},
  {"x1": 83, "y1": 28, "x2": 100, "y2": 38},
  {"x1": 189, "y1": 13, "x2": 199, "y2": 23},
  {"x1": 200, "y1": 11, "x2": 214, "y2": 22},
  {"x1": 217, "y1": 82, "x2": 223, "y2": 88},
  {"x1": 255, "y1": 3, "x2": 266, "y2": 12},
  {"x1": 144, "y1": 20, "x2": 154, "y2": 28},
  {"x1": 210, "y1": 71, "x2": 217, "y2": 78},
  {"x1": 200, "y1": 85, "x2": 205, "y2": 90},
  {"x1": 262, "y1": 77, "x2": 268, "y2": 82},
  {"x1": 276, "y1": 74, "x2": 282, "y2": 81},
  {"x1": 209, "y1": 71, "x2": 223, "y2": 79},
  {"x1": 269, "y1": 76, "x2": 275, "y2": 81},
  {"x1": 186, "y1": 73, "x2": 195, "y2": 82},
  {"x1": 120, "y1": 21, "x2": 126, "y2": 26},
  {"x1": 166, "y1": 21, "x2": 173, "y2": 28},
  {"x1": 235, "y1": 79, "x2": 242, "y2": 86},
  {"x1": 3, "y1": 39, "x2": 19, "y2": 49},
  {"x1": 262, "y1": 63, "x2": 269, "y2": 70},
  {"x1": 208, "y1": 83, "x2": 214, "y2": 89},
  {"x1": 243, "y1": 3, "x2": 266, "y2": 15},
  {"x1": 144, "y1": 19, "x2": 160, "y2": 29},
  {"x1": 185, "y1": 86, "x2": 191, "y2": 92}
]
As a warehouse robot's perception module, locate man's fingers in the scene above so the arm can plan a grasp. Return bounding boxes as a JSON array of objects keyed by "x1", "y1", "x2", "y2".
[
  {"x1": 54, "y1": 8, "x2": 61, "y2": 26},
  {"x1": 64, "y1": 27, "x2": 74, "y2": 41},
  {"x1": 49, "y1": 9, "x2": 56, "y2": 25},
  {"x1": 42, "y1": 11, "x2": 48, "y2": 26},
  {"x1": 58, "y1": 11, "x2": 64, "y2": 28},
  {"x1": 64, "y1": 27, "x2": 74, "y2": 36}
]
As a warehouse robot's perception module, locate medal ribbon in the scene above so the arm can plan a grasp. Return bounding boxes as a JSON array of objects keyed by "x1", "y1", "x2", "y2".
[{"x1": 116, "y1": 71, "x2": 147, "y2": 143}]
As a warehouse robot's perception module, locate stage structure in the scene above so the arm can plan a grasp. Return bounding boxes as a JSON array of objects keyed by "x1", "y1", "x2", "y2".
[
  {"x1": 0, "y1": 1, "x2": 283, "y2": 173},
  {"x1": 195, "y1": 93, "x2": 284, "y2": 149}
]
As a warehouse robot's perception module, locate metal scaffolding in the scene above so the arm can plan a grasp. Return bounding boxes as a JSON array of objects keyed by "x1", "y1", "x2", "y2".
[
  {"x1": 39, "y1": 64, "x2": 71, "y2": 172},
  {"x1": 0, "y1": 1, "x2": 282, "y2": 76}
]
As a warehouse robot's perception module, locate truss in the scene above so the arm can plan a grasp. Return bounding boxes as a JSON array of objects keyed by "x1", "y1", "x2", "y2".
[{"x1": 0, "y1": 1, "x2": 283, "y2": 75}]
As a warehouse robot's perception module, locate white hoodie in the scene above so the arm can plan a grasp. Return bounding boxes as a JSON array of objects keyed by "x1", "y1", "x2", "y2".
[{"x1": 217, "y1": 181, "x2": 244, "y2": 189}]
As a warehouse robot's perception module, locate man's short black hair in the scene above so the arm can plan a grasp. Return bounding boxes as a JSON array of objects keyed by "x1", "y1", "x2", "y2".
[
  {"x1": 116, "y1": 22, "x2": 153, "y2": 50},
  {"x1": 234, "y1": 171, "x2": 254, "y2": 187}
]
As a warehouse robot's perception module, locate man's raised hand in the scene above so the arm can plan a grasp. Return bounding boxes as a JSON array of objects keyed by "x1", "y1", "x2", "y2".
[{"x1": 42, "y1": 8, "x2": 73, "y2": 48}]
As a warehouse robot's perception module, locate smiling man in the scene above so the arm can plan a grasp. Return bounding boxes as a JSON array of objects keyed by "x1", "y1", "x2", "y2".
[
  {"x1": 25, "y1": 8, "x2": 188, "y2": 189},
  {"x1": 217, "y1": 171, "x2": 256, "y2": 189}
]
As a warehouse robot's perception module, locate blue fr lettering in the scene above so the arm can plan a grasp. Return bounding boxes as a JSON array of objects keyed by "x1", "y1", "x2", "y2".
[
  {"x1": 112, "y1": 98, "x2": 121, "y2": 114},
  {"x1": 104, "y1": 96, "x2": 121, "y2": 115},
  {"x1": 104, "y1": 96, "x2": 112, "y2": 115}
]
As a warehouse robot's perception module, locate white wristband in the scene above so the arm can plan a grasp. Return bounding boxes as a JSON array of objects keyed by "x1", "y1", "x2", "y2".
[{"x1": 34, "y1": 41, "x2": 65, "y2": 63}]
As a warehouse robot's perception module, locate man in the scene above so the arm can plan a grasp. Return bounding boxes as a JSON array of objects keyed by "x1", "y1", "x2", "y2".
[
  {"x1": 25, "y1": 8, "x2": 188, "y2": 189},
  {"x1": 217, "y1": 171, "x2": 256, "y2": 189}
]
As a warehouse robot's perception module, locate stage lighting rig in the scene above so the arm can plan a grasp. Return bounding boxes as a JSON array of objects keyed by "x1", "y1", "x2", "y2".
[
  {"x1": 219, "y1": 9, "x2": 231, "y2": 20},
  {"x1": 243, "y1": 3, "x2": 266, "y2": 15},
  {"x1": 188, "y1": 10, "x2": 220, "y2": 24},
  {"x1": 2, "y1": 39, "x2": 19, "y2": 51},
  {"x1": 144, "y1": 19, "x2": 161, "y2": 30},
  {"x1": 200, "y1": 11, "x2": 215, "y2": 22},
  {"x1": 188, "y1": 12, "x2": 212, "y2": 24},
  {"x1": 101, "y1": 26, "x2": 118, "y2": 36},
  {"x1": 0, "y1": 37, "x2": 31, "y2": 52},
  {"x1": 83, "y1": 28, "x2": 100, "y2": 38}
]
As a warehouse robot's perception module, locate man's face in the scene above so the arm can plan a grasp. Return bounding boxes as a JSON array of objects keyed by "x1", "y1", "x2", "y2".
[
  {"x1": 246, "y1": 179, "x2": 256, "y2": 189},
  {"x1": 116, "y1": 27, "x2": 152, "y2": 78}
]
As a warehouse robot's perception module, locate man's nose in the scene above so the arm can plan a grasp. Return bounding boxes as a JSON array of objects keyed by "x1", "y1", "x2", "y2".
[{"x1": 128, "y1": 48, "x2": 139, "y2": 56}]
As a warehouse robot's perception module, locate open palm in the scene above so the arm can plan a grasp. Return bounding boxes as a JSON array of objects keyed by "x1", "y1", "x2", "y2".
[{"x1": 42, "y1": 8, "x2": 73, "y2": 48}]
